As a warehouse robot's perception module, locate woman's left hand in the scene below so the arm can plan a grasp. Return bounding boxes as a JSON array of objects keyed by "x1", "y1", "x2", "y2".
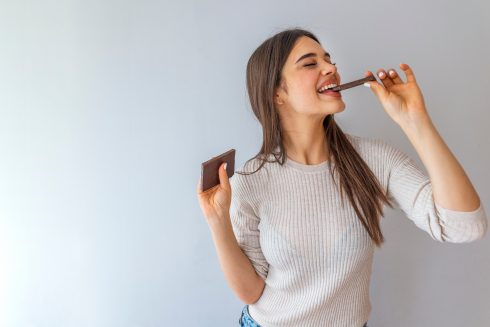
[{"x1": 364, "y1": 63, "x2": 431, "y2": 127}]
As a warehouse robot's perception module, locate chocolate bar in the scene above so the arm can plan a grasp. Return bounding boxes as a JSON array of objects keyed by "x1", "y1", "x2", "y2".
[
  {"x1": 201, "y1": 149, "x2": 235, "y2": 192},
  {"x1": 330, "y1": 75, "x2": 376, "y2": 92}
]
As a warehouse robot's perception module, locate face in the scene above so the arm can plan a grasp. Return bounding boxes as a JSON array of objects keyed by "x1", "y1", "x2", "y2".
[{"x1": 274, "y1": 36, "x2": 345, "y2": 116}]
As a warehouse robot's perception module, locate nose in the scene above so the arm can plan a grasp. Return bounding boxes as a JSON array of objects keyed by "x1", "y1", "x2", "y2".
[{"x1": 321, "y1": 62, "x2": 337, "y2": 75}]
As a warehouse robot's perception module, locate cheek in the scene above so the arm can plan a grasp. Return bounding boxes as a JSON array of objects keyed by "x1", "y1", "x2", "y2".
[
  {"x1": 291, "y1": 82, "x2": 317, "y2": 102},
  {"x1": 286, "y1": 73, "x2": 321, "y2": 109},
  {"x1": 288, "y1": 87, "x2": 321, "y2": 113},
  {"x1": 293, "y1": 75, "x2": 317, "y2": 95}
]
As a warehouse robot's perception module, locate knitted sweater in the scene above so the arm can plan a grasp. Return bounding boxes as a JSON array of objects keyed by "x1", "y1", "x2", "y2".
[{"x1": 229, "y1": 133, "x2": 487, "y2": 327}]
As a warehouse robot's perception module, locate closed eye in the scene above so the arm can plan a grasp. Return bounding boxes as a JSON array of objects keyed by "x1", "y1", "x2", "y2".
[{"x1": 304, "y1": 62, "x2": 337, "y2": 67}]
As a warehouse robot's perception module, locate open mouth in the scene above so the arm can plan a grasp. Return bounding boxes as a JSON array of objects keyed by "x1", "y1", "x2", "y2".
[{"x1": 317, "y1": 83, "x2": 340, "y2": 94}]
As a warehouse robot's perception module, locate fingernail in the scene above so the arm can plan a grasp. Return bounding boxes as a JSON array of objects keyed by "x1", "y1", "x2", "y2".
[
  {"x1": 378, "y1": 71, "x2": 385, "y2": 78},
  {"x1": 224, "y1": 163, "x2": 227, "y2": 170},
  {"x1": 363, "y1": 83, "x2": 371, "y2": 88},
  {"x1": 389, "y1": 70, "x2": 396, "y2": 76}
]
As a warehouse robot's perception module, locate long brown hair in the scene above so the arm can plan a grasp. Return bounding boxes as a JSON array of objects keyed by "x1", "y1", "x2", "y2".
[{"x1": 236, "y1": 28, "x2": 394, "y2": 247}]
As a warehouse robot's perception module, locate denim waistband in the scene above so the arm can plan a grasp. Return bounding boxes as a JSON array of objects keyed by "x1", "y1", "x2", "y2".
[
  {"x1": 238, "y1": 305, "x2": 261, "y2": 327},
  {"x1": 238, "y1": 305, "x2": 369, "y2": 327}
]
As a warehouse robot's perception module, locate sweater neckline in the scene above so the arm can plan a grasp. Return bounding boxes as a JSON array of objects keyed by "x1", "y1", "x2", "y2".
[{"x1": 285, "y1": 155, "x2": 332, "y2": 172}]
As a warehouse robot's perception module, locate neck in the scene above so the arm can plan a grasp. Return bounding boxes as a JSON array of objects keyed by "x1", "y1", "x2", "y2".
[{"x1": 282, "y1": 116, "x2": 329, "y2": 165}]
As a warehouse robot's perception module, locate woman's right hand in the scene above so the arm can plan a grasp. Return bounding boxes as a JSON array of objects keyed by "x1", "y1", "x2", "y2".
[{"x1": 196, "y1": 162, "x2": 232, "y2": 226}]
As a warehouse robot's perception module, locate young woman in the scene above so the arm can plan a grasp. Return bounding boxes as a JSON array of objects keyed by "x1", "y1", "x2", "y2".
[{"x1": 196, "y1": 28, "x2": 487, "y2": 327}]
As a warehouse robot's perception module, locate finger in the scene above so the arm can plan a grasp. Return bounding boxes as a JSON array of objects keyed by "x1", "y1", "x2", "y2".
[
  {"x1": 197, "y1": 177, "x2": 203, "y2": 194},
  {"x1": 387, "y1": 68, "x2": 404, "y2": 84},
  {"x1": 364, "y1": 71, "x2": 375, "y2": 79},
  {"x1": 364, "y1": 70, "x2": 389, "y2": 99},
  {"x1": 377, "y1": 69, "x2": 394, "y2": 88},
  {"x1": 399, "y1": 63, "x2": 416, "y2": 83},
  {"x1": 218, "y1": 162, "x2": 231, "y2": 191}
]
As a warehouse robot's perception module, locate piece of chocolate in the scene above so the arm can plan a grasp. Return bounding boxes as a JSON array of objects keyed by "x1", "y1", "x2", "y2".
[{"x1": 330, "y1": 75, "x2": 376, "y2": 92}]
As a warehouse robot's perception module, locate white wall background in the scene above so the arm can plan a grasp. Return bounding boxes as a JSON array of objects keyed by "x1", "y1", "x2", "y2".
[{"x1": 0, "y1": 0, "x2": 489, "y2": 326}]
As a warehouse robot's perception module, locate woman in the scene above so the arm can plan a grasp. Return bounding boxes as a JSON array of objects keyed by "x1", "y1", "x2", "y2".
[{"x1": 196, "y1": 28, "x2": 487, "y2": 327}]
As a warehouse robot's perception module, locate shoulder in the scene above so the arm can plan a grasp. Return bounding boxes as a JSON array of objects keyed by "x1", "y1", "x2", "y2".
[
  {"x1": 344, "y1": 132, "x2": 381, "y2": 159},
  {"x1": 344, "y1": 132, "x2": 410, "y2": 169},
  {"x1": 230, "y1": 156, "x2": 271, "y2": 200},
  {"x1": 345, "y1": 132, "x2": 384, "y2": 152}
]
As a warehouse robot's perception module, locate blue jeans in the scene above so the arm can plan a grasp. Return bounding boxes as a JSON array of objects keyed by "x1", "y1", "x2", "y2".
[
  {"x1": 238, "y1": 305, "x2": 368, "y2": 326},
  {"x1": 238, "y1": 305, "x2": 261, "y2": 326}
]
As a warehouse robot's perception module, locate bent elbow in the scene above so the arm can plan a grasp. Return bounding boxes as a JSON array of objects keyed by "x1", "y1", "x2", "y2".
[
  {"x1": 442, "y1": 220, "x2": 488, "y2": 243},
  {"x1": 243, "y1": 276, "x2": 266, "y2": 305},
  {"x1": 434, "y1": 203, "x2": 488, "y2": 243}
]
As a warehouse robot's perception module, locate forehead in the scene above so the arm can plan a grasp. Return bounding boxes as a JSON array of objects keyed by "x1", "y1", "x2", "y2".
[{"x1": 289, "y1": 36, "x2": 326, "y2": 62}]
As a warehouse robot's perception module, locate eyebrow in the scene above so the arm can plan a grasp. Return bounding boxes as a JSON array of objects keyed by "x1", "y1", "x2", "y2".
[{"x1": 295, "y1": 51, "x2": 331, "y2": 64}]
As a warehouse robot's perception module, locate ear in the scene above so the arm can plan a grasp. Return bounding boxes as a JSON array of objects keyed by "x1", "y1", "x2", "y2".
[
  {"x1": 275, "y1": 92, "x2": 284, "y2": 105},
  {"x1": 274, "y1": 85, "x2": 286, "y2": 105}
]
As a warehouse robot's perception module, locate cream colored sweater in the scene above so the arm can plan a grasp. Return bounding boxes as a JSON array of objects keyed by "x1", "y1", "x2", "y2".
[{"x1": 229, "y1": 133, "x2": 487, "y2": 327}]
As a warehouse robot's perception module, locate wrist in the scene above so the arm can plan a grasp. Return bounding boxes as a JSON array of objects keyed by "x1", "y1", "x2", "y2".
[
  {"x1": 399, "y1": 114, "x2": 434, "y2": 140},
  {"x1": 208, "y1": 214, "x2": 233, "y2": 233}
]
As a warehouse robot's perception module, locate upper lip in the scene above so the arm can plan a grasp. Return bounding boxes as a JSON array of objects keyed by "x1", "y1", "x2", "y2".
[{"x1": 317, "y1": 78, "x2": 338, "y2": 92}]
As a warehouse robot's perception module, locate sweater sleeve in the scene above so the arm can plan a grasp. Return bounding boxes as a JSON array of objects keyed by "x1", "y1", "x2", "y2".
[
  {"x1": 382, "y1": 140, "x2": 488, "y2": 243},
  {"x1": 229, "y1": 174, "x2": 269, "y2": 280}
]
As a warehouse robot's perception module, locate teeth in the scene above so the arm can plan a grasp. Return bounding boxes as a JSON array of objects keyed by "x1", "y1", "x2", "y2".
[{"x1": 318, "y1": 83, "x2": 338, "y2": 93}]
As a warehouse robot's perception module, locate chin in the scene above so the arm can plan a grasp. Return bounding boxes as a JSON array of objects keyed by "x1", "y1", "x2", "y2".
[
  {"x1": 323, "y1": 101, "x2": 345, "y2": 114},
  {"x1": 331, "y1": 107, "x2": 345, "y2": 115}
]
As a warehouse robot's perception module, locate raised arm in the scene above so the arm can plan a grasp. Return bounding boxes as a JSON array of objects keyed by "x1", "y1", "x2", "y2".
[
  {"x1": 364, "y1": 63, "x2": 481, "y2": 211},
  {"x1": 364, "y1": 63, "x2": 487, "y2": 242}
]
